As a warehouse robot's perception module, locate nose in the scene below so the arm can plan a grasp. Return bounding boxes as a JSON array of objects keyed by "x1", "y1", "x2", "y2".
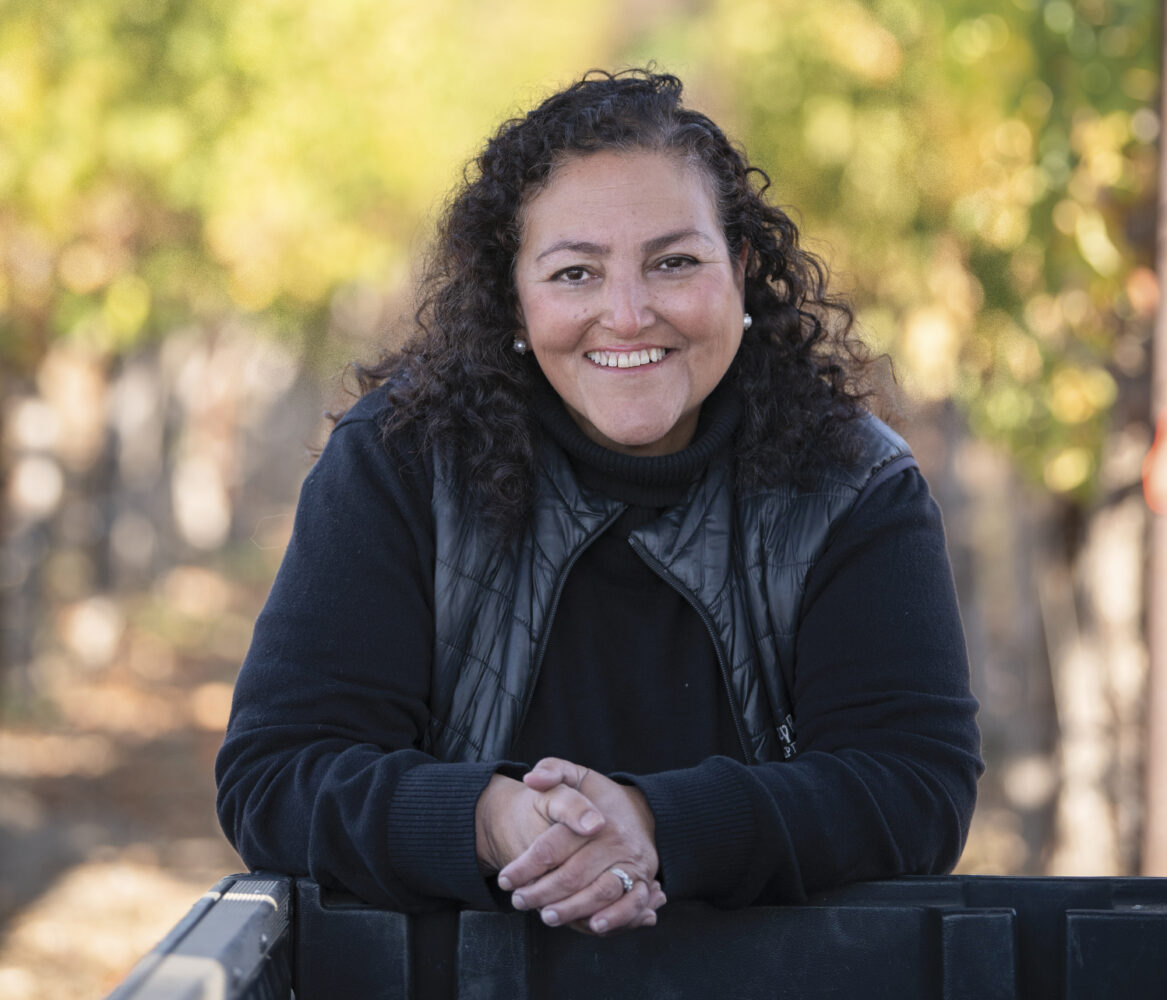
[{"x1": 600, "y1": 273, "x2": 653, "y2": 338}]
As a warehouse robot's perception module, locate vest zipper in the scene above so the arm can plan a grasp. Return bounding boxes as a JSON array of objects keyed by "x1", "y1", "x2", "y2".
[
  {"x1": 509, "y1": 507, "x2": 626, "y2": 753},
  {"x1": 626, "y1": 537, "x2": 755, "y2": 766}
]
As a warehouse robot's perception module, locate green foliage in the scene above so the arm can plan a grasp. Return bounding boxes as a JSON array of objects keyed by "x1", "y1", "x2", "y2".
[
  {"x1": 0, "y1": 0, "x2": 618, "y2": 368},
  {"x1": 676, "y1": 0, "x2": 1158, "y2": 499},
  {"x1": 1, "y1": 0, "x2": 1159, "y2": 499}
]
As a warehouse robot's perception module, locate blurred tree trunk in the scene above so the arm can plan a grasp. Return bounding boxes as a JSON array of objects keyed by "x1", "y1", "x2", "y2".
[
  {"x1": 1045, "y1": 482, "x2": 1148, "y2": 876},
  {"x1": 911, "y1": 400, "x2": 1059, "y2": 875},
  {"x1": 922, "y1": 391, "x2": 1149, "y2": 877},
  {"x1": 0, "y1": 369, "x2": 13, "y2": 703},
  {"x1": 0, "y1": 326, "x2": 321, "y2": 715}
]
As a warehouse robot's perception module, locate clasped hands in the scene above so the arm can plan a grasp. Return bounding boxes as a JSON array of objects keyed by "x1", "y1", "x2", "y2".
[{"x1": 475, "y1": 757, "x2": 665, "y2": 934}]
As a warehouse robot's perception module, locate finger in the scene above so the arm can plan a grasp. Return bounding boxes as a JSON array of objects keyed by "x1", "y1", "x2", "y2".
[
  {"x1": 523, "y1": 757, "x2": 589, "y2": 792},
  {"x1": 629, "y1": 907, "x2": 660, "y2": 930},
  {"x1": 509, "y1": 827, "x2": 656, "y2": 910},
  {"x1": 582, "y1": 877, "x2": 655, "y2": 935},
  {"x1": 570, "y1": 906, "x2": 658, "y2": 936},
  {"x1": 505, "y1": 845, "x2": 616, "y2": 911},
  {"x1": 499, "y1": 822, "x2": 585, "y2": 894},
  {"x1": 647, "y1": 881, "x2": 667, "y2": 911},
  {"x1": 537, "y1": 869, "x2": 649, "y2": 931},
  {"x1": 583, "y1": 881, "x2": 665, "y2": 934},
  {"x1": 566, "y1": 882, "x2": 663, "y2": 935},
  {"x1": 507, "y1": 839, "x2": 608, "y2": 909},
  {"x1": 540, "y1": 784, "x2": 605, "y2": 837}
]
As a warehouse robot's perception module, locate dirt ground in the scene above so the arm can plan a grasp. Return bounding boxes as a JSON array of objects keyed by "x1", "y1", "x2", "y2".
[{"x1": 0, "y1": 566, "x2": 254, "y2": 999}]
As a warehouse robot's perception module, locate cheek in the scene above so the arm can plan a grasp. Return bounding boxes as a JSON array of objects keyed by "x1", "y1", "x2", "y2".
[
  {"x1": 692, "y1": 308, "x2": 740, "y2": 354},
  {"x1": 675, "y1": 280, "x2": 737, "y2": 336},
  {"x1": 524, "y1": 297, "x2": 589, "y2": 350},
  {"x1": 699, "y1": 317, "x2": 743, "y2": 370}
]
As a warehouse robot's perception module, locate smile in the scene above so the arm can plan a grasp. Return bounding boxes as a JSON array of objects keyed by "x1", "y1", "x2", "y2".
[{"x1": 584, "y1": 348, "x2": 669, "y2": 369}]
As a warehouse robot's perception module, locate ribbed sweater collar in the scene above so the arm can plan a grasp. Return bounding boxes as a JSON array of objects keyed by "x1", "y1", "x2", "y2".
[{"x1": 531, "y1": 374, "x2": 742, "y2": 508}]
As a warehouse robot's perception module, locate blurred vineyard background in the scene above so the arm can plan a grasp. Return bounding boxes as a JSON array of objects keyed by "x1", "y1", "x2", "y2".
[{"x1": 0, "y1": 0, "x2": 1161, "y2": 995}]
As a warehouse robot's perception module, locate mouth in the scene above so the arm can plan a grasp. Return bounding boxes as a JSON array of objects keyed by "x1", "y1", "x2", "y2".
[{"x1": 584, "y1": 347, "x2": 670, "y2": 369}]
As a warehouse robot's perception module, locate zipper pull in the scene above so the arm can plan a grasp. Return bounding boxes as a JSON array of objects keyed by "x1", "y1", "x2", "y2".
[{"x1": 778, "y1": 714, "x2": 798, "y2": 759}]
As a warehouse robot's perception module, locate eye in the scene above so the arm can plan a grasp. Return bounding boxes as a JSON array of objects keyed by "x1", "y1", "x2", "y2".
[
  {"x1": 551, "y1": 265, "x2": 592, "y2": 284},
  {"x1": 656, "y1": 254, "x2": 698, "y2": 273}
]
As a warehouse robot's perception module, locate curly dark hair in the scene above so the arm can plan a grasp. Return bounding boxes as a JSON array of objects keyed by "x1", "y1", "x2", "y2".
[{"x1": 351, "y1": 68, "x2": 873, "y2": 529}]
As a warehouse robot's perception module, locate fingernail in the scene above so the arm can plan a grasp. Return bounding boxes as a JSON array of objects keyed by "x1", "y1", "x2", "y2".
[
  {"x1": 580, "y1": 810, "x2": 602, "y2": 833},
  {"x1": 592, "y1": 917, "x2": 609, "y2": 933},
  {"x1": 511, "y1": 893, "x2": 527, "y2": 911},
  {"x1": 645, "y1": 912, "x2": 657, "y2": 926},
  {"x1": 541, "y1": 909, "x2": 559, "y2": 926},
  {"x1": 498, "y1": 875, "x2": 513, "y2": 891}
]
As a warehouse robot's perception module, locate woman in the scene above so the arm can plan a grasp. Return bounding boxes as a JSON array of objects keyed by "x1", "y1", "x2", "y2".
[{"x1": 216, "y1": 69, "x2": 982, "y2": 936}]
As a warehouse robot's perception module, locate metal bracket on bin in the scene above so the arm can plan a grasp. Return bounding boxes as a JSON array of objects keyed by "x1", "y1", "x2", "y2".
[{"x1": 105, "y1": 873, "x2": 292, "y2": 1000}]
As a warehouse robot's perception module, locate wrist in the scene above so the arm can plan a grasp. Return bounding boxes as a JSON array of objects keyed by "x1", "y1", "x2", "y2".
[
  {"x1": 475, "y1": 773, "x2": 521, "y2": 873},
  {"x1": 623, "y1": 784, "x2": 656, "y2": 842}
]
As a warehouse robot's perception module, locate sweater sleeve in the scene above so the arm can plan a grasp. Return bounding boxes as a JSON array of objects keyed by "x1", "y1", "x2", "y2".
[
  {"x1": 214, "y1": 395, "x2": 500, "y2": 911},
  {"x1": 627, "y1": 465, "x2": 984, "y2": 906}
]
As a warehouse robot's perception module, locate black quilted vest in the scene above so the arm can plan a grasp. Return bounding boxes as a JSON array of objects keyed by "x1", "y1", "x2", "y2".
[{"x1": 426, "y1": 414, "x2": 912, "y2": 765}]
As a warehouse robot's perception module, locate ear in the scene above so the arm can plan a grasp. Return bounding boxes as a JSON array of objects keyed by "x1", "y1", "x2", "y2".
[{"x1": 734, "y1": 242, "x2": 749, "y2": 293}]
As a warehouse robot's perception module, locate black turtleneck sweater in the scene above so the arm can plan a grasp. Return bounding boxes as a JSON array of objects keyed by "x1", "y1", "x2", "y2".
[
  {"x1": 511, "y1": 379, "x2": 744, "y2": 773},
  {"x1": 216, "y1": 382, "x2": 982, "y2": 913}
]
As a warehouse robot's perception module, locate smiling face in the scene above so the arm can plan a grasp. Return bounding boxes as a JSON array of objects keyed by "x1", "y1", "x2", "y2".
[{"x1": 514, "y1": 150, "x2": 746, "y2": 456}]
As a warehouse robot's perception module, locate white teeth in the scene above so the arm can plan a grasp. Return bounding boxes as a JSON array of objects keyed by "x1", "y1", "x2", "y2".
[{"x1": 586, "y1": 348, "x2": 667, "y2": 368}]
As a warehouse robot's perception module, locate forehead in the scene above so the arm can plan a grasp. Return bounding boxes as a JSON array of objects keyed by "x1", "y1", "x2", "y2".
[{"x1": 518, "y1": 150, "x2": 721, "y2": 241}]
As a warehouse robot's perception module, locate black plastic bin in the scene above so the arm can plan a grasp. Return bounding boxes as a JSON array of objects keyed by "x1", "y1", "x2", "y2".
[{"x1": 108, "y1": 873, "x2": 1167, "y2": 999}]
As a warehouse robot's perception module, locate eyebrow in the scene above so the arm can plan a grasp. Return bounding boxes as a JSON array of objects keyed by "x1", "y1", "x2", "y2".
[{"x1": 534, "y1": 229, "x2": 717, "y2": 262}]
